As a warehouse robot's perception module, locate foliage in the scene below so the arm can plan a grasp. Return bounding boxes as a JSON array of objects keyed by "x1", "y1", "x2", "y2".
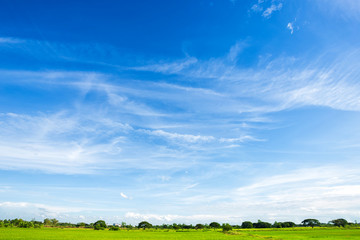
[
  {"x1": 93, "y1": 220, "x2": 107, "y2": 230},
  {"x1": 241, "y1": 221, "x2": 253, "y2": 228},
  {"x1": 253, "y1": 220, "x2": 272, "y2": 228},
  {"x1": 138, "y1": 221, "x2": 152, "y2": 229},
  {"x1": 282, "y1": 221, "x2": 296, "y2": 228},
  {"x1": 195, "y1": 224, "x2": 204, "y2": 229},
  {"x1": 330, "y1": 218, "x2": 348, "y2": 227},
  {"x1": 172, "y1": 223, "x2": 180, "y2": 230},
  {"x1": 108, "y1": 225, "x2": 120, "y2": 231},
  {"x1": 272, "y1": 221, "x2": 296, "y2": 228},
  {"x1": 222, "y1": 223, "x2": 232, "y2": 232},
  {"x1": 302, "y1": 219, "x2": 321, "y2": 228},
  {"x1": 209, "y1": 222, "x2": 220, "y2": 229}
]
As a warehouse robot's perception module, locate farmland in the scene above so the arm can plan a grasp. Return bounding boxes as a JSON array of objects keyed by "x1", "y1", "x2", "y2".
[{"x1": 0, "y1": 227, "x2": 359, "y2": 240}]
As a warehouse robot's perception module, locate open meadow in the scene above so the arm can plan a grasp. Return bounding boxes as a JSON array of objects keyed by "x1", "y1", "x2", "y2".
[{"x1": 0, "y1": 227, "x2": 359, "y2": 240}]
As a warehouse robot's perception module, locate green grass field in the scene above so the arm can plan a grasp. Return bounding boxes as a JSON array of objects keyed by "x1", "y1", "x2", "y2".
[{"x1": 0, "y1": 227, "x2": 359, "y2": 240}]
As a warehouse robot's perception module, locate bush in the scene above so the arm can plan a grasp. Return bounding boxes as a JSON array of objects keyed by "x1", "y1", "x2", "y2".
[
  {"x1": 222, "y1": 223, "x2": 232, "y2": 232},
  {"x1": 93, "y1": 220, "x2": 107, "y2": 230},
  {"x1": 241, "y1": 221, "x2": 253, "y2": 229},
  {"x1": 109, "y1": 225, "x2": 120, "y2": 231},
  {"x1": 138, "y1": 221, "x2": 152, "y2": 229},
  {"x1": 209, "y1": 222, "x2": 221, "y2": 229},
  {"x1": 253, "y1": 220, "x2": 272, "y2": 228},
  {"x1": 195, "y1": 224, "x2": 204, "y2": 229}
]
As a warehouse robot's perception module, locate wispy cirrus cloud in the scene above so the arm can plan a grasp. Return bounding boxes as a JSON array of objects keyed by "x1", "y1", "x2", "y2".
[
  {"x1": 262, "y1": 3, "x2": 283, "y2": 18},
  {"x1": 133, "y1": 45, "x2": 360, "y2": 113},
  {"x1": 0, "y1": 37, "x2": 23, "y2": 44},
  {"x1": 250, "y1": 0, "x2": 283, "y2": 18},
  {"x1": 140, "y1": 129, "x2": 215, "y2": 143},
  {"x1": 314, "y1": 0, "x2": 360, "y2": 21},
  {"x1": 124, "y1": 212, "x2": 241, "y2": 223}
]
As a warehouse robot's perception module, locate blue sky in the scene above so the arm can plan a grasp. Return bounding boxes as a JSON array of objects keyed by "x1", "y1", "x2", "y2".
[{"x1": 0, "y1": 0, "x2": 360, "y2": 225}]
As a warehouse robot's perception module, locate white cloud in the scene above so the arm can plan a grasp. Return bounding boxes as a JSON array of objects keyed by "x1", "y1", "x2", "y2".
[
  {"x1": 287, "y1": 22, "x2": 294, "y2": 34},
  {"x1": 219, "y1": 135, "x2": 262, "y2": 143},
  {"x1": 251, "y1": 0, "x2": 265, "y2": 12},
  {"x1": 262, "y1": 3, "x2": 283, "y2": 18},
  {"x1": 124, "y1": 212, "x2": 241, "y2": 223},
  {"x1": 131, "y1": 57, "x2": 198, "y2": 74},
  {"x1": 315, "y1": 0, "x2": 360, "y2": 21},
  {"x1": 141, "y1": 129, "x2": 216, "y2": 143},
  {"x1": 0, "y1": 37, "x2": 22, "y2": 44},
  {"x1": 120, "y1": 192, "x2": 129, "y2": 199},
  {"x1": 225, "y1": 166, "x2": 360, "y2": 222},
  {"x1": 0, "y1": 111, "x2": 131, "y2": 174},
  {"x1": 136, "y1": 45, "x2": 360, "y2": 113},
  {"x1": 0, "y1": 202, "x2": 84, "y2": 220}
]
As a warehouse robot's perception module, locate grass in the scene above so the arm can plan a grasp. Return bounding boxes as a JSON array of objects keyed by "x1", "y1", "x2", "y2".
[{"x1": 0, "y1": 227, "x2": 359, "y2": 240}]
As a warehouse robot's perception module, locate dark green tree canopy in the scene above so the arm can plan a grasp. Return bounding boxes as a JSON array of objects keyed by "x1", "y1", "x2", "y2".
[
  {"x1": 282, "y1": 221, "x2": 296, "y2": 228},
  {"x1": 172, "y1": 223, "x2": 180, "y2": 230},
  {"x1": 195, "y1": 223, "x2": 204, "y2": 229},
  {"x1": 253, "y1": 220, "x2": 271, "y2": 228},
  {"x1": 209, "y1": 222, "x2": 221, "y2": 228},
  {"x1": 302, "y1": 219, "x2": 320, "y2": 228},
  {"x1": 138, "y1": 221, "x2": 152, "y2": 229},
  {"x1": 241, "y1": 221, "x2": 253, "y2": 228},
  {"x1": 222, "y1": 223, "x2": 232, "y2": 232},
  {"x1": 93, "y1": 220, "x2": 107, "y2": 230},
  {"x1": 330, "y1": 218, "x2": 348, "y2": 227}
]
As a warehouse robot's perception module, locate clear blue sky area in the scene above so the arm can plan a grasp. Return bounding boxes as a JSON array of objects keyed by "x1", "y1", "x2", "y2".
[{"x1": 0, "y1": 0, "x2": 359, "y2": 225}]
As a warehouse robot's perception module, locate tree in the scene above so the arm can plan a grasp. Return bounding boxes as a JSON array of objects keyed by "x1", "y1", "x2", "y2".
[
  {"x1": 138, "y1": 221, "x2": 152, "y2": 229},
  {"x1": 93, "y1": 220, "x2": 107, "y2": 230},
  {"x1": 330, "y1": 218, "x2": 348, "y2": 227},
  {"x1": 109, "y1": 225, "x2": 120, "y2": 231},
  {"x1": 43, "y1": 218, "x2": 51, "y2": 226},
  {"x1": 301, "y1": 219, "x2": 320, "y2": 228},
  {"x1": 253, "y1": 220, "x2": 271, "y2": 228},
  {"x1": 282, "y1": 221, "x2": 296, "y2": 228},
  {"x1": 77, "y1": 222, "x2": 86, "y2": 228},
  {"x1": 172, "y1": 223, "x2": 180, "y2": 230},
  {"x1": 51, "y1": 218, "x2": 59, "y2": 227},
  {"x1": 273, "y1": 221, "x2": 282, "y2": 228},
  {"x1": 241, "y1": 221, "x2": 253, "y2": 228},
  {"x1": 222, "y1": 223, "x2": 232, "y2": 232},
  {"x1": 195, "y1": 223, "x2": 204, "y2": 229},
  {"x1": 209, "y1": 222, "x2": 221, "y2": 229}
]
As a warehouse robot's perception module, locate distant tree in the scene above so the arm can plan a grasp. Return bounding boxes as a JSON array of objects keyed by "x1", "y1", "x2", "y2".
[
  {"x1": 93, "y1": 220, "x2": 107, "y2": 230},
  {"x1": 138, "y1": 221, "x2": 152, "y2": 229},
  {"x1": 209, "y1": 222, "x2": 221, "y2": 229},
  {"x1": 302, "y1": 219, "x2": 320, "y2": 228},
  {"x1": 43, "y1": 218, "x2": 51, "y2": 226},
  {"x1": 77, "y1": 222, "x2": 86, "y2": 228},
  {"x1": 222, "y1": 223, "x2": 233, "y2": 232},
  {"x1": 253, "y1": 220, "x2": 272, "y2": 228},
  {"x1": 172, "y1": 223, "x2": 180, "y2": 230},
  {"x1": 195, "y1": 223, "x2": 204, "y2": 229},
  {"x1": 273, "y1": 221, "x2": 282, "y2": 228},
  {"x1": 241, "y1": 221, "x2": 253, "y2": 229},
  {"x1": 109, "y1": 225, "x2": 120, "y2": 231},
  {"x1": 330, "y1": 218, "x2": 348, "y2": 227},
  {"x1": 51, "y1": 218, "x2": 59, "y2": 227},
  {"x1": 34, "y1": 223, "x2": 42, "y2": 228},
  {"x1": 281, "y1": 221, "x2": 295, "y2": 228}
]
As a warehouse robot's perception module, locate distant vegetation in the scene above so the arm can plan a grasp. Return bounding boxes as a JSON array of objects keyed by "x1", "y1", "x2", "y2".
[{"x1": 0, "y1": 217, "x2": 358, "y2": 231}]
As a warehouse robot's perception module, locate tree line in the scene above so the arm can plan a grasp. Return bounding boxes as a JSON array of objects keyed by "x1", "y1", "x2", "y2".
[{"x1": 0, "y1": 218, "x2": 356, "y2": 231}]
